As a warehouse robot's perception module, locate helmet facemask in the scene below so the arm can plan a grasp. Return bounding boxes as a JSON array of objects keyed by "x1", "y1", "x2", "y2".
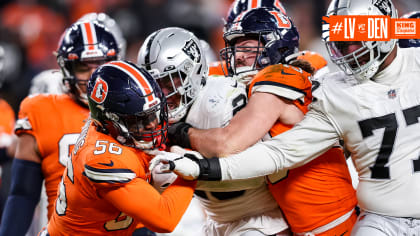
[
  {"x1": 324, "y1": 0, "x2": 398, "y2": 82},
  {"x1": 221, "y1": 34, "x2": 265, "y2": 80},
  {"x1": 98, "y1": 101, "x2": 168, "y2": 150},
  {"x1": 326, "y1": 40, "x2": 396, "y2": 82},
  {"x1": 137, "y1": 27, "x2": 207, "y2": 124}
]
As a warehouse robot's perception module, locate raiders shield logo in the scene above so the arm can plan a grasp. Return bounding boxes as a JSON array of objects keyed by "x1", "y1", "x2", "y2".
[
  {"x1": 90, "y1": 77, "x2": 109, "y2": 103},
  {"x1": 373, "y1": 0, "x2": 392, "y2": 16},
  {"x1": 182, "y1": 39, "x2": 201, "y2": 63}
]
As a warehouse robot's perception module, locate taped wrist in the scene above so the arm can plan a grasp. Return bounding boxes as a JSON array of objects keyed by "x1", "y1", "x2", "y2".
[
  {"x1": 168, "y1": 122, "x2": 192, "y2": 149},
  {"x1": 184, "y1": 154, "x2": 221, "y2": 181}
]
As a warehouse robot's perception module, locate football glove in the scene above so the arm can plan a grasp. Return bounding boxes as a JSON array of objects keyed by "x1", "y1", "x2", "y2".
[
  {"x1": 167, "y1": 122, "x2": 192, "y2": 149},
  {"x1": 150, "y1": 152, "x2": 222, "y2": 181}
]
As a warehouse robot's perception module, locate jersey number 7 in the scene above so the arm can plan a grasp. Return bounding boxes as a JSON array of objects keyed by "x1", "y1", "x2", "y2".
[{"x1": 358, "y1": 104, "x2": 420, "y2": 179}]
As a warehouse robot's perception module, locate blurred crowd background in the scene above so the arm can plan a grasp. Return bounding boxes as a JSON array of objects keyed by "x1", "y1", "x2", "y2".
[{"x1": 1, "y1": 0, "x2": 419, "y2": 115}]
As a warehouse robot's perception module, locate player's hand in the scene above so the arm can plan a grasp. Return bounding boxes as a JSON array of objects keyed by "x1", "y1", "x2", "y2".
[
  {"x1": 167, "y1": 122, "x2": 192, "y2": 148},
  {"x1": 149, "y1": 151, "x2": 181, "y2": 172},
  {"x1": 150, "y1": 161, "x2": 178, "y2": 193},
  {"x1": 149, "y1": 151, "x2": 202, "y2": 181}
]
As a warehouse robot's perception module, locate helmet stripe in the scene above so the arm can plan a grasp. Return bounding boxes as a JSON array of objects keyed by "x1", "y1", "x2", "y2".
[
  {"x1": 249, "y1": 0, "x2": 259, "y2": 9},
  {"x1": 107, "y1": 61, "x2": 156, "y2": 102},
  {"x1": 81, "y1": 22, "x2": 97, "y2": 51},
  {"x1": 274, "y1": 1, "x2": 287, "y2": 14}
]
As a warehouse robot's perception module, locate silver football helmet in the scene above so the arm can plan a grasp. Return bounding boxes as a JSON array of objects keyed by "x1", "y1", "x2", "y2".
[
  {"x1": 137, "y1": 27, "x2": 208, "y2": 123},
  {"x1": 78, "y1": 12, "x2": 127, "y2": 59},
  {"x1": 324, "y1": 0, "x2": 397, "y2": 82}
]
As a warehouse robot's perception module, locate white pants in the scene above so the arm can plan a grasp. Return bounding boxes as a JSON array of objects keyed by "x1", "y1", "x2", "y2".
[
  {"x1": 352, "y1": 211, "x2": 420, "y2": 236},
  {"x1": 203, "y1": 208, "x2": 289, "y2": 236}
]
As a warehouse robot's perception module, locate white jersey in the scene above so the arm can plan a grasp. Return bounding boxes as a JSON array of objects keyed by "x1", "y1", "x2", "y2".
[
  {"x1": 29, "y1": 69, "x2": 65, "y2": 95},
  {"x1": 219, "y1": 47, "x2": 420, "y2": 218},
  {"x1": 186, "y1": 75, "x2": 287, "y2": 232}
]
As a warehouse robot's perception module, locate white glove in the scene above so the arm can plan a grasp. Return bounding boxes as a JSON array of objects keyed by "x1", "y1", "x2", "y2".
[
  {"x1": 170, "y1": 145, "x2": 204, "y2": 159},
  {"x1": 149, "y1": 151, "x2": 201, "y2": 181},
  {"x1": 147, "y1": 150, "x2": 179, "y2": 193},
  {"x1": 151, "y1": 162, "x2": 178, "y2": 193}
]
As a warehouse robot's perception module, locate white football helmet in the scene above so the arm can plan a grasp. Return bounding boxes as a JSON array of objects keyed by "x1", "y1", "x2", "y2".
[
  {"x1": 29, "y1": 69, "x2": 65, "y2": 95},
  {"x1": 324, "y1": 0, "x2": 397, "y2": 82},
  {"x1": 78, "y1": 12, "x2": 127, "y2": 59},
  {"x1": 137, "y1": 27, "x2": 208, "y2": 123}
]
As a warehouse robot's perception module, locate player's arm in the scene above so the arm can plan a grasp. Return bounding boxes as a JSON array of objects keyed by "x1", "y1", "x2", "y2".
[
  {"x1": 160, "y1": 107, "x2": 340, "y2": 181},
  {"x1": 100, "y1": 177, "x2": 195, "y2": 233},
  {"x1": 188, "y1": 92, "x2": 304, "y2": 157},
  {"x1": 0, "y1": 134, "x2": 43, "y2": 236}
]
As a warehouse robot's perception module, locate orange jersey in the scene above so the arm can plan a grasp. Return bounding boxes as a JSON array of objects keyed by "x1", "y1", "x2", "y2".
[
  {"x1": 249, "y1": 64, "x2": 357, "y2": 233},
  {"x1": 48, "y1": 121, "x2": 195, "y2": 235},
  {"x1": 208, "y1": 61, "x2": 227, "y2": 76},
  {"x1": 248, "y1": 64, "x2": 313, "y2": 135},
  {"x1": 15, "y1": 94, "x2": 89, "y2": 219},
  {"x1": 0, "y1": 99, "x2": 15, "y2": 135}
]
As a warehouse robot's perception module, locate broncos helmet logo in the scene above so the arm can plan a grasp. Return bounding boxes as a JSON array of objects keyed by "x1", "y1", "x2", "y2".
[{"x1": 90, "y1": 77, "x2": 109, "y2": 103}]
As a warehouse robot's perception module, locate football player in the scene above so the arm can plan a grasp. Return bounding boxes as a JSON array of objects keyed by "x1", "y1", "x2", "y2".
[
  {"x1": 0, "y1": 21, "x2": 119, "y2": 236},
  {"x1": 28, "y1": 12, "x2": 126, "y2": 96},
  {"x1": 160, "y1": 0, "x2": 420, "y2": 235},
  {"x1": 138, "y1": 27, "x2": 289, "y2": 236},
  {"x1": 209, "y1": 0, "x2": 287, "y2": 76},
  {"x1": 0, "y1": 45, "x2": 16, "y2": 222},
  {"x1": 43, "y1": 61, "x2": 195, "y2": 235},
  {"x1": 153, "y1": 7, "x2": 358, "y2": 236}
]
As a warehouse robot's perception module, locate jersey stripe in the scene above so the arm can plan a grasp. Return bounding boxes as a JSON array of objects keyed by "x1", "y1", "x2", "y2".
[
  {"x1": 107, "y1": 61, "x2": 156, "y2": 103},
  {"x1": 254, "y1": 81, "x2": 307, "y2": 96},
  {"x1": 84, "y1": 165, "x2": 136, "y2": 183}
]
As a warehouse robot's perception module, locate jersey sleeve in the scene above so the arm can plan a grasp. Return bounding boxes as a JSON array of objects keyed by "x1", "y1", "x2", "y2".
[
  {"x1": 14, "y1": 95, "x2": 44, "y2": 137},
  {"x1": 248, "y1": 64, "x2": 313, "y2": 108},
  {"x1": 297, "y1": 50, "x2": 328, "y2": 72},
  {"x1": 101, "y1": 176, "x2": 196, "y2": 233},
  {"x1": 219, "y1": 108, "x2": 340, "y2": 181},
  {"x1": 83, "y1": 149, "x2": 146, "y2": 190}
]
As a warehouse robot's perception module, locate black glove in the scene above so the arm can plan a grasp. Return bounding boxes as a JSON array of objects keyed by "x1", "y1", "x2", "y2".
[{"x1": 168, "y1": 122, "x2": 192, "y2": 149}]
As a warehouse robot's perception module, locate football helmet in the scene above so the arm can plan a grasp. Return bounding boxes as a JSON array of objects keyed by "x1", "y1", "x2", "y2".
[
  {"x1": 29, "y1": 69, "x2": 64, "y2": 95},
  {"x1": 137, "y1": 27, "x2": 208, "y2": 123},
  {"x1": 88, "y1": 61, "x2": 168, "y2": 150},
  {"x1": 56, "y1": 21, "x2": 119, "y2": 106},
  {"x1": 78, "y1": 12, "x2": 127, "y2": 59},
  {"x1": 398, "y1": 11, "x2": 420, "y2": 48},
  {"x1": 324, "y1": 0, "x2": 398, "y2": 82},
  {"x1": 225, "y1": 0, "x2": 286, "y2": 32},
  {"x1": 221, "y1": 7, "x2": 299, "y2": 81}
]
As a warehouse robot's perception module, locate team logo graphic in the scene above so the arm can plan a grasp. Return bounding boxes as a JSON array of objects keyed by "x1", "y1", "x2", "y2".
[
  {"x1": 373, "y1": 0, "x2": 392, "y2": 16},
  {"x1": 182, "y1": 39, "x2": 201, "y2": 63},
  {"x1": 90, "y1": 77, "x2": 109, "y2": 103}
]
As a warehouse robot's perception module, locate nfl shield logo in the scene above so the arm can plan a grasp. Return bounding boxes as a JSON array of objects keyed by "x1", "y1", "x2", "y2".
[{"x1": 387, "y1": 89, "x2": 396, "y2": 99}]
